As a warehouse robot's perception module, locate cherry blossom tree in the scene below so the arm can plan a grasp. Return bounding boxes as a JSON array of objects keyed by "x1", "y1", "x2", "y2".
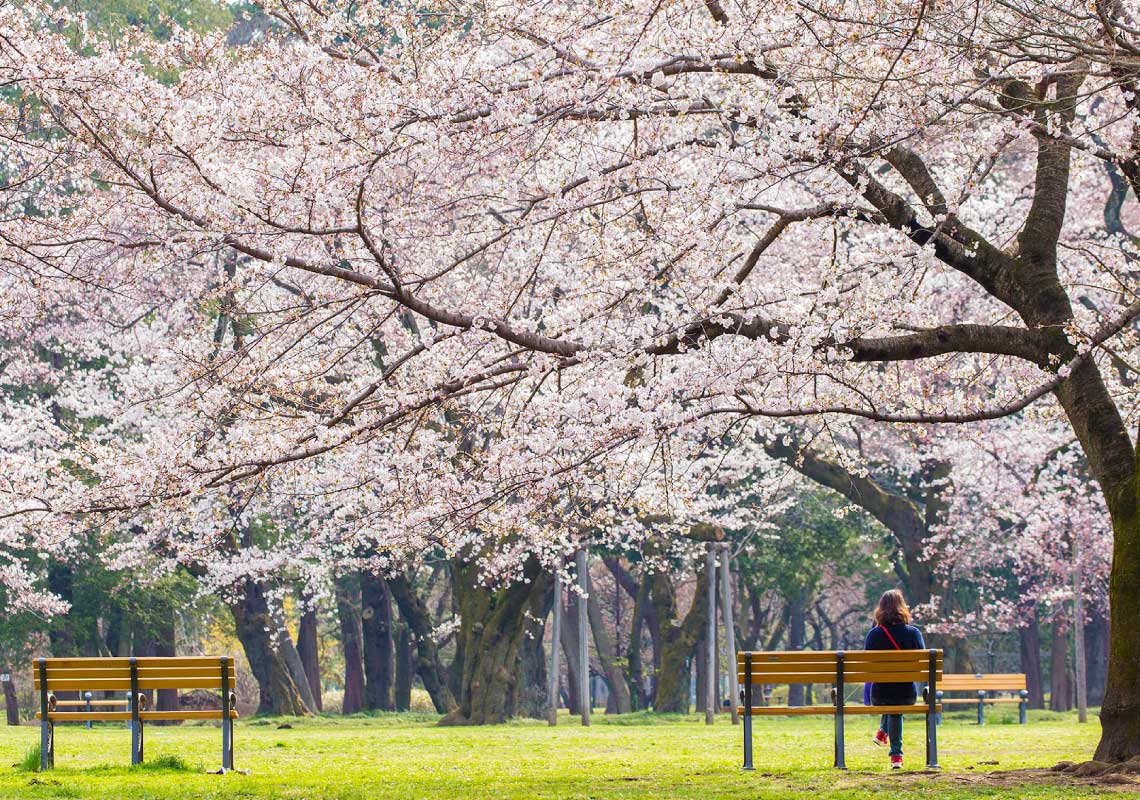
[{"x1": 3, "y1": 0, "x2": 1140, "y2": 757}]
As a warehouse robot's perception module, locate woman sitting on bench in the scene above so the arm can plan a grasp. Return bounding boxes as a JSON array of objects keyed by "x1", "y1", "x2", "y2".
[{"x1": 865, "y1": 590, "x2": 925, "y2": 769}]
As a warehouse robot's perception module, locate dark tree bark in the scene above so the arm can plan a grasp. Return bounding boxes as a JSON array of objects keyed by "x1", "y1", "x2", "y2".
[
  {"x1": 1087, "y1": 609, "x2": 1109, "y2": 708},
  {"x1": 387, "y1": 572, "x2": 456, "y2": 715},
  {"x1": 694, "y1": 627, "x2": 707, "y2": 715},
  {"x1": 787, "y1": 603, "x2": 807, "y2": 706},
  {"x1": 297, "y1": 602, "x2": 323, "y2": 712},
  {"x1": 335, "y1": 576, "x2": 366, "y2": 715},
  {"x1": 135, "y1": 612, "x2": 180, "y2": 724},
  {"x1": 559, "y1": 590, "x2": 583, "y2": 715},
  {"x1": 360, "y1": 573, "x2": 394, "y2": 711},
  {"x1": 587, "y1": 584, "x2": 632, "y2": 714},
  {"x1": 230, "y1": 578, "x2": 315, "y2": 715},
  {"x1": 1051, "y1": 615, "x2": 1074, "y2": 712},
  {"x1": 1019, "y1": 612, "x2": 1046, "y2": 710},
  {"x1": 627, "y1": 572, "x2": 651, "y2": 710},
  {"x1": 652, "y1": 566, "x2": 709, "y2": 713},
  {"x1": 514, "y1": 582, "x2": 551, "y2": 720},
  {"x1": 395, "y1": 624, "x2": 413, "y2": 712},
  {"x1": 442, "y1": 555, "x2": 550, "y2": 724},
  {"x1": 3, "y1": 669, "x2": 19, "y2": 725}
]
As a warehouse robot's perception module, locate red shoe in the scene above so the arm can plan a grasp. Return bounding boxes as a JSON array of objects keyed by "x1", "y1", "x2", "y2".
[
  {"x1": 891, "y1": 755, "x2": 903, "y2": 770},
  {"x1": 873, "y1": 730, "x2": 889, "y2": 747}
]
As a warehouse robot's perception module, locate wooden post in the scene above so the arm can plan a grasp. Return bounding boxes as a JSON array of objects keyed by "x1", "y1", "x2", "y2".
[
  {"x1": 706, "y1": 543, "x2": 716, "y2": 725},
  {"x1": 2, "y1": 669, "x2": 17, "y2": 726},
  {"x1": 576, "y1": 549, "x2": 590, "y2": 726},
  {"x1": 548, "y1": 569, "x2": 562, "y2": 726},
  {"x1": 720, "y1": 544, "x2": 739, "y2": 724},
  {"x1": 1073, "y1": 535, "x2": 1088, "y2": 723}
]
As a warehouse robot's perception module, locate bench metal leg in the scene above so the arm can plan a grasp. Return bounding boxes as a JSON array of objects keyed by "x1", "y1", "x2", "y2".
[
  {"x1": 925, "y1": 711, "x2": 940, "y2": 770},
  {"x1": 222, "y1": 717, "x2": 234, "y2": 772},
  {"x1": 977, "y1": 691, "x2": 986, "y2": 725},
  {"x1": 935, "y1": 691, "x2": 943, "y2": 725},
  {"x1": 833, "y1": 654, "x2": 846, "y2": 770},
  {"x1": 131, "y1": 719, "x2": 144, "y2": 765},
  {"x1": 40, "y1": 720, "x2": 53, "y2": 771},
  {"x1": 834, "y1": 710, "x2": 847, "y2": 770},
  {"x1": 742, "y1": 657, "x2": 754, "y2": 770},
  {"x1": 1019, "y1": 691, "x2": 1028, "y2": 724}
]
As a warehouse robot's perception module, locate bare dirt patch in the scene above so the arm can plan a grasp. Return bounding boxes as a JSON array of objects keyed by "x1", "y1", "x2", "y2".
[{"x1": 837, "y1": 762, "x2": 1140, "y2": 792}]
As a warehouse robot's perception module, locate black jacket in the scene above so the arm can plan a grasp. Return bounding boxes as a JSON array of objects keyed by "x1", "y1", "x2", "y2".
[{"x1": 864, "y1": 623, "x2": 926, "y2": 705}]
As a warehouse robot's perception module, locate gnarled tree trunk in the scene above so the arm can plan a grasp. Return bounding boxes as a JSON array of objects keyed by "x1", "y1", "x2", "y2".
[
  {"x1": 335, "y1": 576, "x2": 366, "y2": 715},
  {"x1": 297, "y1": 601, "x2": 323, "y2": 712},
  {"x1": 361, "y1": 573, "x2": 394, "y2": 711},
  {"x1": 230, "y1": 578, "x2": 315, "y2": 716},
  {"x1": 442, "y1": 555, "x2": 550, "y2": 724},
  {"x1": 587, "y1": 584, "x2": 631, "y2": 714},
  {"x1": 652, "y1": 566, "x2": 709, "y2": 713},
  {"x1": 388, "y1": 572, "x2": 456, "y2": 715},
  {"x1": 1020, "y1": 611, "x2": 1046, "y2": 710}
]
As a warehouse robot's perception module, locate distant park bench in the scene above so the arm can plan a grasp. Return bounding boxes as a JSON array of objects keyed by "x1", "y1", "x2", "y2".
[
  {"x1": 736, "y1": 649, "x2": 943, "y2": 770},
  {"x1": 937, "y1": 673, "x2": 1030, "y2": 724},
  {"x1": 34, "y1": 656, "x2": 237, "y2": 772}
]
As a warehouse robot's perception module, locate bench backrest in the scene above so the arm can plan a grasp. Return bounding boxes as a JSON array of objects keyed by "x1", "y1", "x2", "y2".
[
  {"x1": 737, "y1": 650, "x2": 943, "y2": 686},
  {"x1": 33, "y1": 657, "x2": 236, "y2": 694},
  {"x1": 939, "y1": 673, "x2": 1026, "y2": 692}
]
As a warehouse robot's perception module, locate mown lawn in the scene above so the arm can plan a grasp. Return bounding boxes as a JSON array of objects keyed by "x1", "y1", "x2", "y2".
[{"x1": 0, "y1": 708, "x2": 1121, "y2": 799}]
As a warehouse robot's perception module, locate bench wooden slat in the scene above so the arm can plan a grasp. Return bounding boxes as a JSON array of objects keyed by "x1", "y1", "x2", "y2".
[
  {"x1": 940, "y1": 677, "x2": 1026, "y2": 691},
  {"x1": 739, "y1": 669, "x2": 942, "y2": 682},
  {"x1": 37, "y1": 710, "x2": 238, "y2": 721},
  {"x1": 35, "y1": 677, "x2": 235, "y2": 691},
  {"x1": 738, "y1": 650, "x2": 943, "y2": 663},
  {"x1": 52, "y1": 699, "x2": 130, "y2": 707},
  {"x1": 736, "y1": 703, "x2": 940, "y2": 716},
  {"x1": 39, "y1": 665, "x2": 231, "y2": 680},
  {"x1": 32, "y1": 656, "x2": 228, "y2": 669},
  {"x1": 737, "y1": 658, "x2": 937, "y2": 675}
]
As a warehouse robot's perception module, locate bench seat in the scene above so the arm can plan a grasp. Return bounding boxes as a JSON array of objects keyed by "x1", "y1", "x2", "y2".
[
  {"x1": 936, "y1": 673, "x2": 1031, "y2": 724},
  {"x1": 739, "y1": 703, "x2": 941, "y2": 716},
  {"x1": 737, "y1": 649, "x2": 943, "y2": 771},
  {"x1": 33, "y1": 656, "x2": 238, "y2": 772}
]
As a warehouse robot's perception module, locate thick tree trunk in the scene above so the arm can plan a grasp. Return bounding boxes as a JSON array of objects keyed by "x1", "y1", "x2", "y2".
[
  {"x1": 3, "y1": 668, "x2": 19, "y2": 725},
  {"x1": 360, "y1": 574, "x2": 394, "y2": 712},
  {"x1": 587, "y1": 586, "x2": 632, "y2": 714},
  {"x1": 652, "y1": 568, "x2": 709, "y2": 713},
  {"x1": 1087, "y1": 609, "x2": 1109, "y2": 708},
  {"x1": 787, "y1": 603, "x2": 806, "y2": 706},
  {"x1": 335, "y1": 577, "x2": 366, "y2": 715},
  {"x1": 136, "y1": 613, "x2": 180, "y2": 724},
  {"x1": 230, "y1": 578, "x2": 315, "y2": 716},
  {"x1": 628, "y1": 573, "x2": 650, "y2": 710},
  {"x1": 513, "y1": 575, "x2": 553, "y2": 720},
  {"x1": 559, "y1": 590, "x2": 583, "y2": 715},
  {"x1": 387, "y1": 573, "x2": 456, "y2": 714},
  {"x1": 694, "y1": 628, "x2": 707, "y2": 715},
  {"x1": 297, "y1": 603, "x2": 323, "y2": 712},
  {"x1": 1050, "y1": 615, "x2": 1074, "y2": 712},
  {"x1": 1020, "y1": 613, "x2": 1046, "y2": 710},
  {"x1": 1095, "y1": 488, "x2": 1140, "y2": 759},
  {"x1": 442, "y1": 556, "x2": 550, "y2": 724},
  {"x1": 395, "y1": 624, "x2": 413, "y2": 712}
]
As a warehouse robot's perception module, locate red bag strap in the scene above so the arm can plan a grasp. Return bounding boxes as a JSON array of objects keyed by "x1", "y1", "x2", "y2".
[{"x1": 879, "y1": 626, "x2": 901, "y2": 650}]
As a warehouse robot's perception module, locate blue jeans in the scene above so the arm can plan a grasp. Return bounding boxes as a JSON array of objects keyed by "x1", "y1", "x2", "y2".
[{"x1": 879, "y1": 714, "x2": 903, "y2": 756}]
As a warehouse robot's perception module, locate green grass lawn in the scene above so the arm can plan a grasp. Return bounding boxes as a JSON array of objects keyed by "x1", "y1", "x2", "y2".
[{"x1": 0, "y1": 709, "x2": 1120, "y2": 799}]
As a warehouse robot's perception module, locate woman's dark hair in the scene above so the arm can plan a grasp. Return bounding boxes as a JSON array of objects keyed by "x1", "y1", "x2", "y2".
[{"x1": 874, "y1": 589, "x2": 911, "y2": 627}]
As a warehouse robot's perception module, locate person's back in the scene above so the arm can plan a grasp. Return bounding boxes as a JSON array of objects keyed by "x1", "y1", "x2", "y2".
[
  {"x1": 865, "y1": 589, "x2": 925, "y2": 768},
  {"x1": 863, "y1": 622, "x2": 925, "y2": 705}
]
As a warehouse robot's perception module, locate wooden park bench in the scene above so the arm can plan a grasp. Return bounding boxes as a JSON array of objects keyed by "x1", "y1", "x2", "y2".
[
  {"x1": 936, "y1": 673, "x2": 1030, "y2": 725},
  {"x1": 33, "y1": 656, "x2": 237, "y2": 772},
  {"x1": 737, "y1": 649, "x2": 943, "y2": 770}
]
